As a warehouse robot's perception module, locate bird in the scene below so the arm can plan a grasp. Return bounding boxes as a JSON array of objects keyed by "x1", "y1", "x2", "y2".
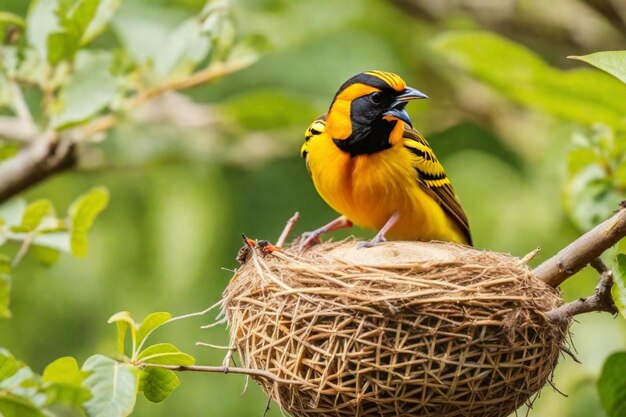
[{"x1": 299, "y1": 70, "x2": 471, "y2": 248}]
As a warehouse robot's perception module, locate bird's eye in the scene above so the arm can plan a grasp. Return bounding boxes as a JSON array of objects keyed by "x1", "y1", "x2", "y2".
[{"x1": 370, "y1": 92, "x2": 383, "y2": 104}]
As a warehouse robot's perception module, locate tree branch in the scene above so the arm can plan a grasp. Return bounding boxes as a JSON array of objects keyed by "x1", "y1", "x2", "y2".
[
  {"x1": 533, "y1": 202, "x2": 626, "y2": 287},
  {"x1": 139, "y1": 362, "x2": 298, "y2": 385},
  {"x1": 0, "y1": 58, "x2": 253, "y2": 204},
  {"x1": 0, "y1": 133, "x2": 77, "y2": 203},
  {"x1": 545, "y1": 259, "x2": 618, "y2": 322}
]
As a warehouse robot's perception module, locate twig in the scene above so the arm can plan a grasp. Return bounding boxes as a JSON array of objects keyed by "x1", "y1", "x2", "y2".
[
  {"x1": 0, "y1": 133, "x2": 76, "y2": 203},
  {"x1": 276, "y1": 212, "x2": 300, "y2": 248},
  {"x1": 545, "y1": 258, "x2": 618, "y2": 323},
  {"x1": 0, "y1": 59, "x2": 254, "y2": 203},
  {"x1": 533, "y1": 202, "x2": 626, "y2": 287},
  {"x1": 139, "y1": 363, "x2": 297, "y2": 385}
]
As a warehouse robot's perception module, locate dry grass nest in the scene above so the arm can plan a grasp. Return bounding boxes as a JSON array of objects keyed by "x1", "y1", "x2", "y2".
[{"x1": 222, "y1": 239, "x2": 571, "y2": 417}]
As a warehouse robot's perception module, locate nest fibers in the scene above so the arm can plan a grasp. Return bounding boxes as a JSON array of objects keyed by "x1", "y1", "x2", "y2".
[{"x1": 222, "y1": 240, "x2": 570, "y2": 417}]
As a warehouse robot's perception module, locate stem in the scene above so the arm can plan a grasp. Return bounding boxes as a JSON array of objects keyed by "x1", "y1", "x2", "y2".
[
  {"x1": 533, "y1": 202, "x2": 626, "y2": 287},
  {"x1": 545, "y1": 259, "x2": 618, "y2": 322},
  {"x1": 139, "y1": 363, "x2": 297, "y2": 385},
  {"x1": 276, "y1": 212, "x2": 300, "y2": 248}
]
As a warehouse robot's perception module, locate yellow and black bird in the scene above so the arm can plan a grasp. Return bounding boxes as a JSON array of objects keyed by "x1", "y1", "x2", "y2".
[{"x1": 300, "y1": 70, "x2": 471, "y2": 248}]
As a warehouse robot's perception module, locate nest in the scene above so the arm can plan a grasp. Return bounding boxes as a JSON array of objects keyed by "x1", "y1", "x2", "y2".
[{"x1": 222, "y1": 240, "x2": 570, "y2": 417}]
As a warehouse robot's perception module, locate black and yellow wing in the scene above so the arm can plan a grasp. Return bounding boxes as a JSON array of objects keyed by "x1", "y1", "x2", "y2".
[{"x1": 402, "y1": 126, "x2": 472, "y2": 245}]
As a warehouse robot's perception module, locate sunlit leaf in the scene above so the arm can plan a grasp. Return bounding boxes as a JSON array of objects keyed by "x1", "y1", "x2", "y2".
[
  {"x1": 136, "y1": 343, "x2": 195, "y2": 366},
  {"x1": 32, "y1": 232, "x2": 71, "y2": 253},
  {"x1": 136, "y1": 312, "x2": 172, "y2": 350},
  {"x1": 570, "y1": 51, "x2": 626, "y2": 85},
  {"x1": 0, "y1": 350, "x2": 20, "y2": 381},
  {"x1": 615, "y1": 254, "x2": 626, "y2": 319},
  {"x1": 82, "y1": 0, "x2": 122, "y2": 43},
  {"x1": 431, "y1": 32, "x2": 626, "y2": 131},
  {"x1": 598, "y1": 351, "x2": 626, "y2": 417},
  {"x1": 20, "y1": 199, "x2": 54, "y2": 232},
  {"x1": 0, "y1": 395, "x2": 46, "y2": 417},
  {"x1": 52, "y1": 51, "x2": 117, "y2": 129},
  {"x1": 153, "y1": 17, "x2": 211, "y2": 79},
  {"x1": 68, "y1": 186, "x2": 109, "y2": 257},
  {"x1": 26, "y1": 0, "x2": 61, "y2": 59},
  {"x1": 107, "y1": 311, "x2": 137, "y2": 356},
  {"x1": 0, "y1": 199, "x2": 27, "y2": 227},
  {"x1": 47, "y1": 31, "x2": 80, "y2": 65},
  {"x1": 139, "y1": 367, "x2": 179, "y2": 403},
  {"x1": 82, "y1": 355, "x2": 138, "y2": 417},
  {"x1": 42, "y1": 357, "x2": 88, "y2": 385},
  {"x1": 43, "y1": 357, "x2": 92, "y2": 407}
]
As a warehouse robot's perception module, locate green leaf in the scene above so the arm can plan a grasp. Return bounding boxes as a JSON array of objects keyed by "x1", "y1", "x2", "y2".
[
  {"x1": 0, "y1": 199, "x2": 27, "y2": 227},
  {"x1": 21, "y1": 199, "x2": 54, "y2": 232},
  {"x1": 82, "y1": 0, "x2": 122, "y2": 44},
  {"x1": 68, "y1": 186, "x2": 109, "y2": 257},
  {"x1": 136, "y1": 312, "x2": 172, "y2": 350},
  {"x1": 0, "y1": 395, "x2": 46, "y2": 417},
  {"x1": 43, "y1": 357, "x2": 92, "y2": 407},
  {"x1": 43, "y1": 357, "x2": 88, "y2": 385},
  {"x1": 139, "y1": 367, "x2": 179, "y2": 403},
  {"x1": 570, "y1": 51, "x2": 626, "y2": 85},
  {"x1": 47, "y1": 31, "x2": 80, "y2": 65},
  {"x1": 0, "y1": 12, "x2": 25, "y2": 28},
  {"x1": 0, "y1": 271, "x2": 11, "y2": 319},
  {"x1": 136, "y1": 343, "x2": 195, "y2": 366},
  {"x1": 615, "y1": 254, "x2": 626, "y2": 319},
  {"x1": 0, "y1": 350, "x2": 20, "y2": 381},
  {"x1": 32, "y1": 232, "x2": 71, "y2": 253},
  {"x1": 431, "y1": 32, "x2": 626, "y2": 131},
  {"x1": 153, "y1": 17, "x2": 212, "y2": 80},
  {"x1": 82, "y1": 355, "x2": 138, "y2": 417},
  {"x1": 107, "y1": 311, "x2": 137, "y2": 356},
  {"x1": 598, "y1": 351, "x2": 626, "y2": 417},
  {"x1": 32, "y1": 245, "x2": 62, "y2": 266},
  {"x1": 52, "y1": 51, "x2": 117, "y2": 129},
  {"x1": 26, "y1": 0, "x2": 61, "y2": 59}
]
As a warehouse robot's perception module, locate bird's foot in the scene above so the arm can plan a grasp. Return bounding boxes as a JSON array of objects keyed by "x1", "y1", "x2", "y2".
[
  {"x1": 299, "y1": 231, "x2": 322, "y2": 250},
  {"x1": 357, "y1": 235, "x2": 387, "y2": 249}
]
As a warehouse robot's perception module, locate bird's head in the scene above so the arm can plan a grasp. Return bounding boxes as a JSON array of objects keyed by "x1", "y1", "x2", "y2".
[{"x1": 325, "y1": 70, "x2": 428, "y2": 155}]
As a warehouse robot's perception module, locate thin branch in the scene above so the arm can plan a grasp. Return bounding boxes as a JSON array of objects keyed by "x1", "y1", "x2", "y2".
[
  {"x1": 0, "y1": 58, "x2": 254, "y2": 204},
  {"x1": 533, "y1": 202, "x2": 626, "y2": 287},
  {"x1": 0, "y1": 133, "x2": 77, "y2": 203},
  {"x1": 545, "y1": 258, "x2": 618, "y2": 323},
  {"x1": 0, "y1": 116, "x2": 37, "y2": 142},
  {"x1": 276, "y1": 211, "x2": 300, "y2": 248},
  {"x1": 139, "y1": 363, "x2": 297, "y2": 385}
]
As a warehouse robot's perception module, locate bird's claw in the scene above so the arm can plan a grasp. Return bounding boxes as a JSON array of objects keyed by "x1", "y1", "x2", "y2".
[
  {"x1": 357, "y1": 235, "x2": 386, "y2": 249},
  {"x1": 299, "y1": 231, "x2": 322, "y2": 250}
]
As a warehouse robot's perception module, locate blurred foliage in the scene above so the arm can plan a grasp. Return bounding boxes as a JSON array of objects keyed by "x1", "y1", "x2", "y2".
[{"x1": 0, "y1": 0, "x2": 625, "y2": 416}]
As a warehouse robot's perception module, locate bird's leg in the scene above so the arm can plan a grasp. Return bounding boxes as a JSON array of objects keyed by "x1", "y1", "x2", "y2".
[
  {"x1": 357, "y1": 212, "x2": 400, "y2": 249},
  {"x1": 300, "y1": 216, "x2": 352, "y2": 249}
]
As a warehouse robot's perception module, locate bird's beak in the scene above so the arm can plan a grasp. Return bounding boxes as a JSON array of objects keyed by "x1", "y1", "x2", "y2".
[
  {"x1": 396, "y1": 86, "x2": 429, "y2": 102},
  {"x1": 383, "y1": 87, "x2": 428, "y2": 127}
]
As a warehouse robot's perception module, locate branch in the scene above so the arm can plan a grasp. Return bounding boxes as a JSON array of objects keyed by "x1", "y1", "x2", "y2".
[
  {"x1": 140, "y1": 363, "x2": 298, "y2": 385},
  {"x1": 276, "y1": 211, "x2": 300, "y2": 248},
  {"x1": 0, "y1": 133, "x2": 76, "y2": 203},
  {"x1": 533, "y1": 202, "x2": 626, "y2": 287},
  {"x1": 545, "y1": 259, "x2": 618, "y2": 322},
  {"x1": 0, "y1": 58, "x2": 253, "y2": 204}
]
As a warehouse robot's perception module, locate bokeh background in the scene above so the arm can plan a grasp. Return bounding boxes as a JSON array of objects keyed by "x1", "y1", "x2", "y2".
[{"x1": 1, "y1": 0, "x2": 626, "y2": 416}]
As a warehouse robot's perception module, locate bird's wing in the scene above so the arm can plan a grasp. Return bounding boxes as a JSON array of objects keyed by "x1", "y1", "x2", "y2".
[
  {"x1": 301, "y1": 115, "x2": 327, "y2": 173},
  {"x1": 402, "y1": 125, "x2": 472, "y2": 245}
]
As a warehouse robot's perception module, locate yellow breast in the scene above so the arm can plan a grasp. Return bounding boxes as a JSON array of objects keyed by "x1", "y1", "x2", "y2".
[{"x1": 306, "y1": 130, "x2": 464, "y2": 243}]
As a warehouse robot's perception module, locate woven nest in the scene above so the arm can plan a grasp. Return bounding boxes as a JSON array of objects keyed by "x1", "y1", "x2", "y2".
[{"x1": 222, "y1": 240, "x2": 570, "y2": 417}]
